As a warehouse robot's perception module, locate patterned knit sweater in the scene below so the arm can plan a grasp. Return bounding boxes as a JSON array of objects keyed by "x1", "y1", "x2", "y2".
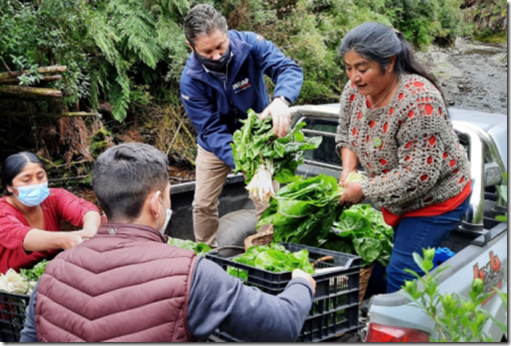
[{"x1": 336, "y1": 73, "x2": 471, "y2": 216}]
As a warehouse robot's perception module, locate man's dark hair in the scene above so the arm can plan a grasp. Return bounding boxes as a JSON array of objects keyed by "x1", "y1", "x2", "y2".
[
  {"x1": 184, "y1": 4, "x2": 227, "y2": 47},
  {"x1": 1, "y1": 152, "x2": 44, "y2": 195},
  {"x1": 93, "y1": 143, "x2": 169, "y2": 222}
]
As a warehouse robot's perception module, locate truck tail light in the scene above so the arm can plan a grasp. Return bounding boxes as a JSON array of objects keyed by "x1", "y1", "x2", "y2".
[{"x1": 366, "y1": 323, "x2": 430, "y2": 342}]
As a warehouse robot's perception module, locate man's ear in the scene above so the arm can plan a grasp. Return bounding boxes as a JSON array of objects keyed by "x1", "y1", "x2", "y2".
[
  {"x1": 186, "y1": 41, "x2": 193, "y2": 52},
  {"x1": 149, "y1": 190, "x2": 162, "y2": 218}
]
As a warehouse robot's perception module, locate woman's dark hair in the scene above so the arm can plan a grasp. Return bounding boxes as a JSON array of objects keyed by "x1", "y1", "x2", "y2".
[
  {"x1": 339, "y1": 22, "x2": 441, "y2": 91},
  {"x1": 1, "y1": 152, "x2": 44, "y2": 195}
]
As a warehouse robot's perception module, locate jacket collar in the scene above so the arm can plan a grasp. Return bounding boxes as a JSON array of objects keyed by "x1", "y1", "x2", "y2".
[
  {"x1": 97, "y1": 223, "x2": 168, "y2": 244},
  {"x1": 185, "y1": 31, "x2": 251, "y2": 84}
]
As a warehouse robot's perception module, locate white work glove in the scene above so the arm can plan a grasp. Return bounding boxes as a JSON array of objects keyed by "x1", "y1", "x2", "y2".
[{"x1": 259, "y1": 97, "x2": 291, "y2": 138}]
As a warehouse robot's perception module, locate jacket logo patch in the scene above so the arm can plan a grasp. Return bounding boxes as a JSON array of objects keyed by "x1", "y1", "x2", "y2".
[
  {"x1": 181, "y1": 94, "x2": 190, "y2": 101},
  {"x1": 232, "y1": 78, "x2": 251, "y2": 93}
]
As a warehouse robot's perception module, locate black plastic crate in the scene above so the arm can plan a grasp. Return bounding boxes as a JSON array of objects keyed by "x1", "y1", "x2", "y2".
[
  {"x1": 205, "y1": 243, "x2": 361, "y2": 342},
  {"x1": 0, "y1": 291, "x2": 30, "y2": 342}
]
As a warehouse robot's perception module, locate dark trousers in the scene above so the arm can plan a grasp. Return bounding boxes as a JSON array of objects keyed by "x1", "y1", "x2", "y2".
[{"x1": 386, "y1": 196, "x2": 471, "y2": 293}]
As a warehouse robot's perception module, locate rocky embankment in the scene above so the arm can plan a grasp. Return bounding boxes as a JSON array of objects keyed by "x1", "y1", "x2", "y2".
[{"x1": 417, "y1": 37, "x2": 508, "y2": 115}]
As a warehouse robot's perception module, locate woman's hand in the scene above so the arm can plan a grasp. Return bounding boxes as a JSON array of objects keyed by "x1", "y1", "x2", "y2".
[
  {"x1": 339, "y1": 182, "x2": 365, "y2": 208},
  {"x1": 60, "y1": 231, "x2": 86, "y2": 250},
  {"x1": 339, "y1": 147, "x2": 359, "y2": 183}
]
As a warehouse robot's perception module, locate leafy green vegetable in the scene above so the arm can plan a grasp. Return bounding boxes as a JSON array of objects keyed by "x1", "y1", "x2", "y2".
[
  {"x1": 227, "y1": 244, "x2": 315, "y2": 279},
  {"x1": 167, "y1": 237, "x2": 212, "y2": 255},
  {"x1": 257, "y1": 174, "x2": 345, "y2": 246},
  {"x1": 20, "y1": 260, "x2": 50, "y2": 281},
  {"x1": 328, "y1": 204, "x2": 394, "y2": 267},
  {"x1": 231, "y1": 109, "x2": 322, "y2": 185}
]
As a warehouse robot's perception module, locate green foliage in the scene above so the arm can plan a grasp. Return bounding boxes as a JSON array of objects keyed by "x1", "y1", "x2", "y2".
[
  {"x1": 0, "y1": 0, "x2": 189, "y2": 122},
  {"x1": 231, "y1": 109, "x2": 322, "y2": 184},
  {"x1": 167, "y1": 237, "x2": 212, "y2": 255},
  {"x1": 495, "y1": 172, "x2": 507, "y2": 222},
  {"x1": 329, "y1": 204, "x2": 394, "y2": 267},
  {"x1": 227, "y1": 244, "x2": 314, "y2": 280},
  {"x1": 470, "y1": 0, "x2": 508, "y2": 42},
  {"x1": 388, "y1": 0, "x2": 463, "y2": 47},
  {"x1": 401, "y1": 248, "x2": 508, "y2": 342},
  {"x1": 19, "y1": 260, "x2": 50, "y2": 282},
  {"x1": 257, "y1": 174, "x2": 345, "y2": 246}
]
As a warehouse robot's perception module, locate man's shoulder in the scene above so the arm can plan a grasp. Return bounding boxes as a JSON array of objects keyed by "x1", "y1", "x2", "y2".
[
  {"x1": 229, "y1": 30, "x2": 264, "y2": 45},
  {"x1": 180, "y1": 54, "x2": 197, "y2": 81}
]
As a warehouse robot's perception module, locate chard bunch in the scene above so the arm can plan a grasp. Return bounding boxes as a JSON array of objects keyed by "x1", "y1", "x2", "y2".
[
  {"x1": 0, "y1": 269, "x2": 30, "y2": 294},
  {"x1": 231, "y1": 109, "x2": 322, "y2": 203},
  {"x1": 245, "y1": 159, "x2": 275, "y2": 204},
  {"x1": 257, "y1": 172, "x2": 368, "y2": 246}
]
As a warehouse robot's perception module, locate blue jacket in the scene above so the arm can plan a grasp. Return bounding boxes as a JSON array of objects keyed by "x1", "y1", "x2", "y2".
[{"x1": 180, "y1": 30, "x2": 304, "y2": 168}]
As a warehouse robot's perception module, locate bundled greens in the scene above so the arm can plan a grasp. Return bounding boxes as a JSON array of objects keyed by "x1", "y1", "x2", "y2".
[
  {"x1": 257, "y1": 172, "x2": 366, "y2": 246},
  {"x1": 325, "y1": 204, "x2": 394, "y2": 267},
  {"x1": 0, "y1": 269, "x2": 32, "y2": 295},
  {"x1": 167, "y1": 237, "x2": 212, "y2": 255},
  {"x1": 227, "y1": 244, "x2": 314, "y2": 280},
  {"x1": 0, "y1": 260, "x2": 50, "y2": 295},
  {"x1": 257, "y1": 174, "x2": 342, "y2": 246},
  {"x1": 231, "y1": 109, "x2": 322, "y2": 202},
  {"x1": 20, "y1": 260, "x2": 50, "y2": 281}
]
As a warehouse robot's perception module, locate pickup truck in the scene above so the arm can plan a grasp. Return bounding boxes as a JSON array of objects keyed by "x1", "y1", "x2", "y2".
[{"x1": 166, "y1": 105, "x2": 508, "y2": 342}]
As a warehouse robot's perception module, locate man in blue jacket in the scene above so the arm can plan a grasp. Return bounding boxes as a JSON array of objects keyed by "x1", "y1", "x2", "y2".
[{"x1": 180, "y1": 4, "x2": 303, "y2": 246}]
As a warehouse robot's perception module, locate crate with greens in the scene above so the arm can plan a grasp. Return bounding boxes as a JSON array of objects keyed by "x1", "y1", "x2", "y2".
[
  {"x1": 0, "y1": 260, "x2": 51, "y2": 342},
  {"x1": 255, "y1": 173, "x2": 393, "y2": 300},
  {"x1": 206, "y1": 242, "x2": 361, "y2": 342},
  {"x1": 0, "y1": 260, "x2": 50, "y2": 296},
  {"x1": 231, "y1": 109, "x2": 322, "y2": 203}
]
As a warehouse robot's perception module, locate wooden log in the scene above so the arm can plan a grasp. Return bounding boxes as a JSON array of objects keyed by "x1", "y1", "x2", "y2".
[
  {"x1": 48, "y1": 175, "x2": 89, "y2": 183},
  {"x1": 0, "y1": 65, "x2": 67, "y2": 81},
  {"x1": 0, "y1": 75, "x2": 62, "y2": 85},
  {"x1": 1, "y1": 111, "x2": 100, "y2": 118},
  {"x1": 0, "y1": 85, "x2": 62, "y2": 98}
]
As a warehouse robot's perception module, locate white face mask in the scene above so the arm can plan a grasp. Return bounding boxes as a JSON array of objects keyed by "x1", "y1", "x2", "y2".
[
  {"x1": 153, "y1": 195, "x2": 172, "y2": 234},
  {"x1": 159, "y1": 206, "x2": 173, "y2": 234}
]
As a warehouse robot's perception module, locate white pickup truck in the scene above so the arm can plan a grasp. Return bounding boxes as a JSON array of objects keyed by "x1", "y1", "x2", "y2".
[{"x1": 167, "y1": 104, "x2": 508, "y2": 342}]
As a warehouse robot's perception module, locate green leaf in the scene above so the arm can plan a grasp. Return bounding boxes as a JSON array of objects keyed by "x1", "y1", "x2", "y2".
[
  {"x1": 231, "y1": 109, "x2": 322, "y2": 183},
  {"x1": 353, "y1": 237, "x2": 382, "y2": 263},
  {"x1": 412, "y1": 252, "x2": 426, "y2": 273},
  {"x1": 495, "y1": 215, "x2": 507, "y2": 222},
  {"x1": 167, "y1": 237, "x2": 212, "y2": 255}
]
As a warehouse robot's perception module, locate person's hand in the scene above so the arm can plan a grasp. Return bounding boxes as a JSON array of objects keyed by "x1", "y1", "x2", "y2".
[
  {"x1": 339, "y1": 182, "x2": 365, "y2": 208},
  {"x1": 259, "y1": 98, "x2": 291, "y2": 138},
  {"x1": 292, "y1": 269, "x2": 316, "y2": 294},
  {"x1": 79, "y1": 226, "x2": 97, "y2": 239},
  {"x1": 60, "y1": 231, "x2": 85, "y2": 250}
]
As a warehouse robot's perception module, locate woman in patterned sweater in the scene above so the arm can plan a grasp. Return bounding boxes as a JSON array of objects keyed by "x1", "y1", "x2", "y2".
[{"x1": 335, "y1": 22, "x2": 472, "y2": 293}]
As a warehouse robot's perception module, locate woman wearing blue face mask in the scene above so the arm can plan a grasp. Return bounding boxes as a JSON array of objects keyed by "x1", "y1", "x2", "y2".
[{"x1": 0, "y1": 152, "x2": 101, "y2": 273}]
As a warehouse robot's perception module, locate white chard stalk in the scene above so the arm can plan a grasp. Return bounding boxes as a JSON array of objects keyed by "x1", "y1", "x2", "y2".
[
  {"x1": 246, "y1": 160, "x2": 275, "y2": 204},
  {"x1": 0, "y1": 268, "x2": 30, "y2": 294}
]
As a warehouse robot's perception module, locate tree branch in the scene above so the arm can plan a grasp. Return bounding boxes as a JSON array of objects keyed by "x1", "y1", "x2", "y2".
[
  {"x1": 0, "y1": 65, "x2": 67, "y2": 81},
  {"x1": 0, "y1": 85, "x2": 62, "y2": 98}
]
